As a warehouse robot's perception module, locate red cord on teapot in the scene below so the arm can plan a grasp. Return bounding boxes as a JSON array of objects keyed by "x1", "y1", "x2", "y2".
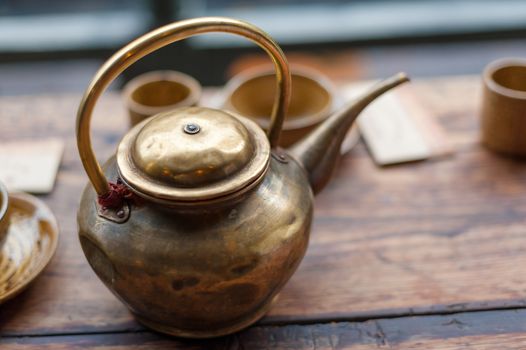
[{"x1": 98, "y1": 179, "x2": 135, "y2": 209}]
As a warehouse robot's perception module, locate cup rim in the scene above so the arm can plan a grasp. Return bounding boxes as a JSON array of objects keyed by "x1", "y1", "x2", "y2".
[
  {"x1": 222, "y1": 65, "x2": 336, "y2": 130},
  {"x1": 484, "y1": 58, "x2": 526, "y2": 100},
  {"x1": 0, "y1": 181, "x2": 8, "y2": 224},
  {"x1": 123, "y1": 70, "x2": 202, "y2": 116}
]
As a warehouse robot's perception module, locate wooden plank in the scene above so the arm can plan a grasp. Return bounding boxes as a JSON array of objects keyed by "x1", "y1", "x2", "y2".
[
  {"x1": 5, "y1": 77, "x2": 526, "y2": 336},
  {"x1": 3, "y1": 309, "x2": 526, "y2": 349}
]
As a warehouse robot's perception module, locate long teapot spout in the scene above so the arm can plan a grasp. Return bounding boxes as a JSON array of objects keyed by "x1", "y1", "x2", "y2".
[{"x1": 288, "y1": 72, "x2": 410, "y2": 194}]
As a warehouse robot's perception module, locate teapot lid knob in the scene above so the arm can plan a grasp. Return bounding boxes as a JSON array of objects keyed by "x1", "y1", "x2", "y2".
[{"x1": 117, "y1": 107, "x2": 271, "y2": 203}]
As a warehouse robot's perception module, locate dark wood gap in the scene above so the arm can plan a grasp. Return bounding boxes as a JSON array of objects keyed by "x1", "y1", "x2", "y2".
[
  {"x1": 3, "y1": 308, "x2": 526, "y2": 349},
  {"x1": 3, "y1": 302, "x2": 526, "y2": 339}
]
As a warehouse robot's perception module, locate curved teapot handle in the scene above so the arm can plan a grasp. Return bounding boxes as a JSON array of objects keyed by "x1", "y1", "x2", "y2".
[{"x1": 76, "y1": 17, "x2": 291, "y2": 197}]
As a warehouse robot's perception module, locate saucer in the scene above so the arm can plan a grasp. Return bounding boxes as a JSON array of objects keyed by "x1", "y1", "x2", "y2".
[{"x1": 0, "y1": 192, "x2": 59, "y2": 303}]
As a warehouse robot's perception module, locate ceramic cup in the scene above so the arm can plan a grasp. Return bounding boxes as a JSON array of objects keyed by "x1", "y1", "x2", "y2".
[
  {"x1": 222, "y1": 67, "x2": 338, "y2": 147},
  {"x1": 123, "y1": 70, "x2": 202, "y2": 127},
  {"x1": 0, "y1": 181, "x2": 10, "y2": 250},
  {"x1": 482, "y1": 58, "x2": 526, "y2": 156}
]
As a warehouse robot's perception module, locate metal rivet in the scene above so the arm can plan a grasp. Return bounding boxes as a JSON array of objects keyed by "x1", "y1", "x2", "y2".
[
  {"x1": 183, "y1": 123, "x2": 200, "y2": 134},
  {"x1": 272, "y1": 152, "x2": 289, "y2": 163}
]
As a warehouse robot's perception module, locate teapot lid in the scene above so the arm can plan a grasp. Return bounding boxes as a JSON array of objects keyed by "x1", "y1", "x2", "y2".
[{"x1": 116, "y1": 107, "x2": 270, "y2": 203}]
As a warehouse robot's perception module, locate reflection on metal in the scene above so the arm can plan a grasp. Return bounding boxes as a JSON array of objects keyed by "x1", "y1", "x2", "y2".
[{"x1": 76, "y1": 17, "x2": 409, "y2": 338}]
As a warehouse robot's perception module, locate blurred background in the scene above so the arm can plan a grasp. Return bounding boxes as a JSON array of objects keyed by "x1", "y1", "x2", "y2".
[{"x1": 1, "y1": 0, "x2": 526, "y2": 95}]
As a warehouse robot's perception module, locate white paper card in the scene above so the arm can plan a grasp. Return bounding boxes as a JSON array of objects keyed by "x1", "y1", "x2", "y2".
[
  {"x1": 0, "y1": 139, "x2": 64, "y2": 193},
  {"x1": 344, "y1": 83, "x2": 431, "y2": 165}
]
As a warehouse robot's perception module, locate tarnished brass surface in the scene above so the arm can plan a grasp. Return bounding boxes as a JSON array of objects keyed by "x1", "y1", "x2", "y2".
[
  {"x1": 76, "y1": 16, "x2": 410, "y2": 338},
  {"x1": 290, "y1": 73, "x2": 410, "y2": 194},
  {"x1": 78, "y1": 155, "x2": 313, "y2": 337},
  {"x1": 76, "y1": 17, "x2": 291, "y2": 197},
  {"x1": 132, "y1": 108, "x2": 255, "y2": 186},
  {"x1": 118, "y1": 107, "x2": 270, "y2": 203}
]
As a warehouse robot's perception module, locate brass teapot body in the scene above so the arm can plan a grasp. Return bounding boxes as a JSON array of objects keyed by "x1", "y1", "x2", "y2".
[{"x1": 76, "y1": 17, "x2": 408, "y2": 338}]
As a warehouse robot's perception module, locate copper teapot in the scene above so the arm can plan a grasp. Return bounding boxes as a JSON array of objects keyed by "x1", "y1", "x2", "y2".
[{"x1": 76, "y1": 17, "x2": 408, "y2": 338}]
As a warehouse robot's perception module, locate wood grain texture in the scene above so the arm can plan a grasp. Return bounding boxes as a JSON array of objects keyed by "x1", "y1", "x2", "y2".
[
  {"x1": 3, "y1": 76, "x2": 526, "y2": 339},
  {"x1": 3, "y1": 309, "x2": 526, "y2": 349}
]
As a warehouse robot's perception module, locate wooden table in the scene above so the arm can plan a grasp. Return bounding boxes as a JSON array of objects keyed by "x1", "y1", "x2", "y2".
[{"x1": 2, "y1": 76, "x2": 526, "y2": 349}]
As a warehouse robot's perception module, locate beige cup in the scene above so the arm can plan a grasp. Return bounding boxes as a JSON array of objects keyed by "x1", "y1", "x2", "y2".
[
  {"x1": 222, "y1": 67, "x2": 337, "y2": 147},
  {"x1": 482, "y1": 58, "x2": 526, "y2": 156},
  {"x1": 0, "y1": 181, "x2": 10, "y2": 250},
  {"x1": 123, "y1": 70, "x2": 202, "y2": 126}
]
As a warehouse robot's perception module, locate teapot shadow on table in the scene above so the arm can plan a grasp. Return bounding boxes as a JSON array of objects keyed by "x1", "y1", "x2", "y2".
[{"x1": 75, "y1": 17, "x2": 409, "y2": 338}]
